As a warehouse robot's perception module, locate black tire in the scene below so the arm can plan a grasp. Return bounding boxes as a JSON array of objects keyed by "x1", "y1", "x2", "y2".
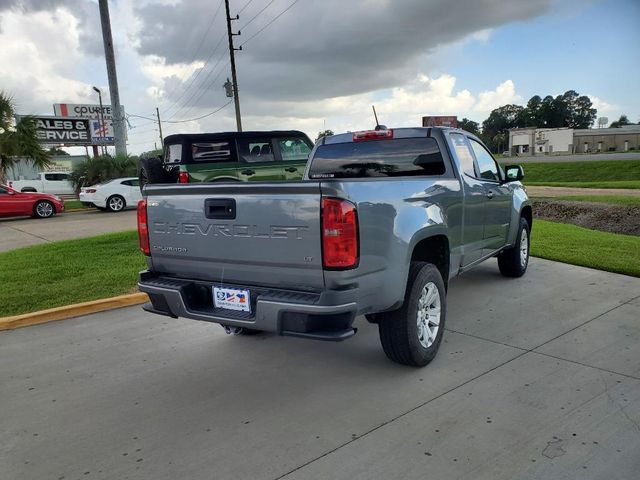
[
  {"x1": 33, "y1": 200, "x2": 55, "y2": 218},
  {"x1": 139, "y1": 156, "x2": 174, "y2": 192},
  {"x1": 498, "y1": 217, "x2": 530, "y2": 278},
  {"x1": 377, "y1": 262, "x2": 447, "y2": 367},
  {"x1": 106, "y1": 195, "x2": 126, "y2": 212}
]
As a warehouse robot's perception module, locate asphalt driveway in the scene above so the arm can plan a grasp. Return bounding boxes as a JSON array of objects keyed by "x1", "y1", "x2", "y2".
[
  {"x1": 1, "y1": 258, "x2": 638, "y2": 480},
  {"x1": 0, "y1": 209, "x2": 136, "y2": 252}
]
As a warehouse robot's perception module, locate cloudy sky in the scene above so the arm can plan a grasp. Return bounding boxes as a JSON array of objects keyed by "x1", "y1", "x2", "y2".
[{"x1": 1, "y1": 0, "x2": 638, "y2": 154}]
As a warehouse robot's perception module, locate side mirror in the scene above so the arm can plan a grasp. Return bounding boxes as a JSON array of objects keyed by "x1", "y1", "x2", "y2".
[
  {"x1": 8, "y1": 190, "x2": 15, "y2": 195},
  {"x1": 504, "y1": 164, "x2": 524, "y2": 182}
]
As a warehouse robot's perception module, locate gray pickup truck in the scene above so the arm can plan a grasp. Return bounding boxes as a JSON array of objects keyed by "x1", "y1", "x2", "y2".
[{"x1": 137, "y1": 127, "x2": 531, "y2": 366}]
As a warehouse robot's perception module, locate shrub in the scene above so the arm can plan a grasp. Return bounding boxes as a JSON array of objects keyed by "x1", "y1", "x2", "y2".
[{"x1": 69, "y1": 154, "x2": 138, "y2": 192}]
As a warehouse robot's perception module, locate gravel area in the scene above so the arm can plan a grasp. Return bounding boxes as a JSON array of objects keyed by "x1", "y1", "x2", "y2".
[{"x1": 532, "y1": 199, "x2": 640, "y2": 236}]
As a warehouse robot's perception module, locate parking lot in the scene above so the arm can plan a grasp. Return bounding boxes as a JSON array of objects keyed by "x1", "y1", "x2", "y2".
[
  {"x1": 2, "y1": 257, "x2": 638, "y2": 480},
  {"x1": 0, "y1": 210, "x2": 136, "y2": 253}
]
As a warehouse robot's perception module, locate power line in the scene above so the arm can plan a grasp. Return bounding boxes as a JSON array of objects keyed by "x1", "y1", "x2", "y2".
[
  {"x1": 162, "y1": 32, "x2": 227, "y2": 119},
  {"x1": 160, "y1": 0, "x2": 225, "y2": 110},
  {"x1": 240, "y1": 0, "x2": 302, "y2": 48},
  {"x1": 126, "y1": 101, "x2": 233, "y2": 128},
  {"x1": 239, "y1": 0, "x2": 277, "y2": 31},
  {"x1": 164, "y1": 100, "x2": 233, "y2": 123},
  {"x1": 166, "y1": 59, "x2": 230, "y2": 122},
  {"x1": 237, "y1": 0, "x2": 256, "y2": 15}
]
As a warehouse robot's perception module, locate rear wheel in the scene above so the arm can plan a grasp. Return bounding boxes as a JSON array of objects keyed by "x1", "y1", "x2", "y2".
[
  {"x1": 34, "y1": 200, "x2": 55, "y2": 218},
  {"x1": 377, "y1": 262, "x2": 446, "y2": 367},
  {"x1": 498, "y1": 217, "x2": 530, "y2": 278},
  {"x1": 106, "y1": 195, "x2": 125, "y2": 212}
]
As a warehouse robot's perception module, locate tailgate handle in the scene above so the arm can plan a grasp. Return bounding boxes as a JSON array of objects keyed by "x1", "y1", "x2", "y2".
[{"x1": 205, "y1": 199, "x2": 236, "y2": 219}]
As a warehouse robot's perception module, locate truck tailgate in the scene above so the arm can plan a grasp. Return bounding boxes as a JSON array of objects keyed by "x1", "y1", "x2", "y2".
[{"x1": 145, "y1": 182, "x2": 324, "y2": 291}]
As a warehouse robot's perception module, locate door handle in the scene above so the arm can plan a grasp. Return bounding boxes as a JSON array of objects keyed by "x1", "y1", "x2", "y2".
[
  {"x1": 285, "y1": 167, "x2": 298, "y2": 173},
  {"x1": 241, "y1": 169, "x2": 255, "y2": 176},
  {"x1": 205, "y1": 199, "x2": 236, "y2": 219},
  {"x1": 486, "y1": 190, "x2": 494, "y2": 199}
]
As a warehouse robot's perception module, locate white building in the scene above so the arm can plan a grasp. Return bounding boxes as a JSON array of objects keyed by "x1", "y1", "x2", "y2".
[{"x1": 508, "y1": 127, "x2": 574, "y2": 155}]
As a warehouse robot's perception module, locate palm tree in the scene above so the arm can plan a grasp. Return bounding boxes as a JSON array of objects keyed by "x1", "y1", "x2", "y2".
[{"x1": 0, "y1": 92, "x2": 51, "y2": 183}]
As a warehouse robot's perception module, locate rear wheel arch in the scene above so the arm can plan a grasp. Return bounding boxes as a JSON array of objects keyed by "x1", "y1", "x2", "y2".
[
  {"x1": 521, "y1": 205, "x2": 533, "y2": 230},
  {"x1": 410, "y1": 235, "x2": 450, "y2": 290}
]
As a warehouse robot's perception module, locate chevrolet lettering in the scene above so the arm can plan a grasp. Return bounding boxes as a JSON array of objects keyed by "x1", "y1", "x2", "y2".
[{"x1": 153, "y1": 222, "x2": 308, "y2": 239}]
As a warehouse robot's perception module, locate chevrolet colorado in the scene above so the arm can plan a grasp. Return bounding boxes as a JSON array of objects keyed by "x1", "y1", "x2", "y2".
[{"x1": 138, "y1": 127, "x2": 532, "y2": 366}]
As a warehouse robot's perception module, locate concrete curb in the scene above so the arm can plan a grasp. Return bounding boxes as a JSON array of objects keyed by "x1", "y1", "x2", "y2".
[{"x1": 0, "y1": 293, "x2": 149, "y2": 331}]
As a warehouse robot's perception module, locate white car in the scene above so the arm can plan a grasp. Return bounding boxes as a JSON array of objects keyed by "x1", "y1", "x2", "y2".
[{"x1": 79, "y1": 177, "x2": 142, "y2": 212}]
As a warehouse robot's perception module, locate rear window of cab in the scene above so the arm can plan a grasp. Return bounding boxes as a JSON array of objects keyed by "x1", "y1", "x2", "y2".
[{"x1": 308, "y1": 137, "x2": 446, "y2": 179}]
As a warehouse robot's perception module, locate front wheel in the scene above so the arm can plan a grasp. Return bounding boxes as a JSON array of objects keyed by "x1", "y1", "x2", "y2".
[
  {"x1": 377, "y1": 262, "x2": 446, "y2": 367},
  {"x1": 106, "y1": 195, "x2": 125, "y2": 212},
  {"x1": 34, "y1": 200, "x2": 55, "y2": 218},
  {"x1": 498, "y1": 217, "x2": 530, "y2": 277}
]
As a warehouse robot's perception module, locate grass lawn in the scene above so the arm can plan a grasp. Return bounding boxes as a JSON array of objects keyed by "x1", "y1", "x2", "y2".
[
  {"x1": 64, "y1": 200, "x2": 87, "y2": 210},
  {"x1": 0, "y1": 230, "x2": 145, "y2": 317},
  {"x1": 2, "y1": 220, "x2": 638, "y2": 317},
  {"x1": 508, "y1": 160, "x2": 640, "y2": 188},
  {"x1": 526, "y1": 180, "x2": 640, "y2": 189},
  {"x1": 552, "y1": 195, "x2": 640, "y2": 206},
  {"x1": 531, "y1": 220, "x2": 640, "y2": 277}
]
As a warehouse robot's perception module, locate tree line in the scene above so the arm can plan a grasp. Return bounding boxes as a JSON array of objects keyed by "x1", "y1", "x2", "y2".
[{"x1": 457, "y1": 90, "x2": 636, "y2": 153}]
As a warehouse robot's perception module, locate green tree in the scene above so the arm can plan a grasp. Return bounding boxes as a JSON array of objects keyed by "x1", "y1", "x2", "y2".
[
  {"x1": 0, "y1": 92, "x2": 50, "y2": 182},
  {"x1": 609, "y1": 115, "x2": 631, "y2": 128},
  {"x1": 316, "y1": 129, "x2": 334, "y2": 141},
  {"x1": 69, "y1": 154, "x2": 137, "y2": 192},
  {"x1": 458, "y1": 118, "x2": 479, "y2": 135},
  {"x1": 47, "y1": 147, "x2": 70, "y2": 156},
  {"x1": 481, "y1": 104, "x2": 525, "y2": 152}
]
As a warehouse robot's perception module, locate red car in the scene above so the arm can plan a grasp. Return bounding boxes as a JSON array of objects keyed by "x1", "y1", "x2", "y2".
[{"x1": 0, "y1": 184, "x2": 65, "y2": 219}]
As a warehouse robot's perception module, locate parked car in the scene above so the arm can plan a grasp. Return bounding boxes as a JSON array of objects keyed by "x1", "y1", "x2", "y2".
[
  {"x1": 138, "y1": 130, "x2": 314, "y2": 189},
  {"x1": 79, "y1": 177, "x2": 142, "y2": 212},
  {"x1": 137, "y1": 126, "x2": 532, "y2": 367},
  {"x1": 0, "y1": 184, "x2": 65, "y2": 218},
  {"x1": 8, "y1": 172, "x2": 74, "y2": 195}
]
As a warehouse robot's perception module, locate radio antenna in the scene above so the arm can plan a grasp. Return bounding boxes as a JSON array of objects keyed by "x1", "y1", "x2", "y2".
[{"x1": 372, "y1": 105, "x2": 380, "y2": 128}]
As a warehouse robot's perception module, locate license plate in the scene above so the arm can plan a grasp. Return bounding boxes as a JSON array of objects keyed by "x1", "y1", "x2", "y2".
[{"x1": 213, "y1": 287, "x2": 251, "y2": 313}]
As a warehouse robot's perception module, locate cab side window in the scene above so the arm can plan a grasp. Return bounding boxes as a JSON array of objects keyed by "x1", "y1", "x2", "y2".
[
  {"x1": 469, "y1": 139, "x2": 500, "y2": 182},
  {"x1": 449, "y1": 133, "x2": 476, "y2": 177},
  {"x1": 237, "y1": 138, "x2": 275, "y2": 163},
  {"x1": 192, "y1": 142, "x2": 232, "y2": 162},
  {"x1": 0, "y1": 187, "x2": 7, "y2": 194}
]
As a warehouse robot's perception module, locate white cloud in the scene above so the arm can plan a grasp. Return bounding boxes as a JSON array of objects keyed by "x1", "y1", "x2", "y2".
[
  {"x1": 587, "y1": 95, "x2": 619, "y2": 117},
  {"x1": 474, "y1": 80, "x2": 522, "y2": 113},
  {"x1": 0, "y1": 9, "x2": 95, "y2": 114}
]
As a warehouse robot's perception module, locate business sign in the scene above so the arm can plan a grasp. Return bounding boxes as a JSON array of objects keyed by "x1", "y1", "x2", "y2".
[
  {"x1": 32, "y1": 116, "x2": 91, "y2": 145},
  {"x1": 53, "y1": 103, "x2": 123, "y2": 120},
  {"x1": 89, "y1": 118, "x2": 115, "y2": 143},
  {"x1": 422, "y1": 116, "x2": 458, "y2": 128}
]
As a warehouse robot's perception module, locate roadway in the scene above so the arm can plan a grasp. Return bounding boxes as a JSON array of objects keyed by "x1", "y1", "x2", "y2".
[
  {"x1": 2, "y1": 258, "x2": 639, "y2": 480},
  {"x1": 501, "y1": 152, "x2": 640, "y2": 163},
  {"x1": 0, "y1": 209, "x2": 136, "y2": 253}
]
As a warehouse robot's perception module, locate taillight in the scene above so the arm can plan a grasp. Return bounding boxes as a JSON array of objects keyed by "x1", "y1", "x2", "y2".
[
  {"x1": 352, "y1": 129, "x2": 393, "y2": 142},
  {"x1": 85, "y1": 188, "x2": 96, "y2": 193},
  {"x1": 137, "y1": 199, "x2": 150, "y2": 255},
  {"x1": 178, "y1": 171, "x2": 189, "y2": 183},
  {"x1": 322, "y1": 198, "x2": 358, "y2": 269}
]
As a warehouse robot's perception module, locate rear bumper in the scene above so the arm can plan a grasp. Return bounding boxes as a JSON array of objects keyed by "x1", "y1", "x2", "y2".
[{"x1": 138, "y1": 271, "x2": 358, "y2": 341}]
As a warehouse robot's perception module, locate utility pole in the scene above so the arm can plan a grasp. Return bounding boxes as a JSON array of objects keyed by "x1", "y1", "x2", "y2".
[
  {"x1": 156, "y1": 107, "x2": 164, "y2": 148},
  {"x1": 225, "y1": 0, "x2": 242, "y2": 131},
  {"x1": 98, "y1": 0, "x2": 127, "y2": 157}
]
